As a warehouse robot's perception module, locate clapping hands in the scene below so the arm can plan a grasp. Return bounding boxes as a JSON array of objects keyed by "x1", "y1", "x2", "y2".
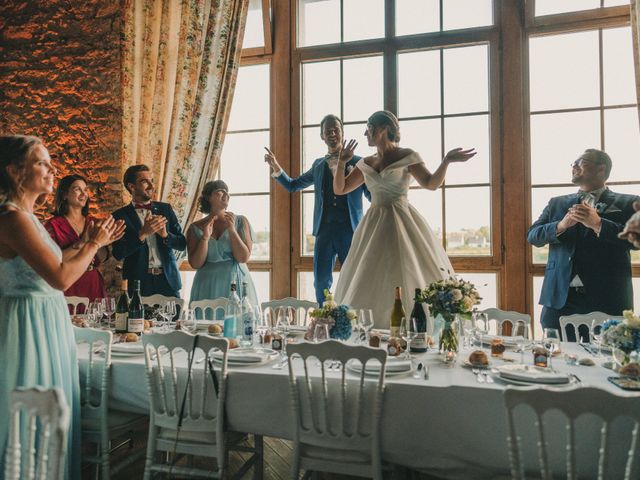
[
  {"x1": 619, "y1": 201, "x2": 640, "y2": 248},
  {"x1": 140, "y1": 214, "x2": 168, "y2": 239},
  {"x1": 87, "y1": 217, "x2": 126, "y2": 248}
]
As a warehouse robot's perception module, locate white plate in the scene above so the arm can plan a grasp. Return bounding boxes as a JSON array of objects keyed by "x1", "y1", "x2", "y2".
[
  {"x1": 495, "y1": 364, "x2": 570, "y2": 384},
  {"x1": 111, "y1": 342, "x2": 144, "y2": 355},
  {"x1": 211, "y1": 347, "x2": 278, "y2": 365},
  {"x1": 495, "y1": 373, "x2": 578, "y2": 388},
  {"x1": 345, "y1": 359, "x2": 412, "y2": 377},
  {"x1": 462, "y1": 360, "x2": 491, "y2": 369}
]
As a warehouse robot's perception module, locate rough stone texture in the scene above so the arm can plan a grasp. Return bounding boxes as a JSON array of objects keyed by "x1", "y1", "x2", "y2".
[{"x1": 0, "y1": 0, "x2": 124, "y2": 292}]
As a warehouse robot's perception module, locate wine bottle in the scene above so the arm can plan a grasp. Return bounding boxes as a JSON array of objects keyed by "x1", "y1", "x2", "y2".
[
  {"x1": 389, "y1": 286, "x2": 405, "y2": 338},
  {"x1": 114, "y1": 279, "x2": 129, "y2": 334},
  {"x1": 224, "y1": 282, "x2": 241, "y2": 339},
  {"x1": 409, "y1": 288, "x2": 428, "y2": 352},
  {"x1": 240, "y1": 282, "x2": 254, "y2": 347},
  {"x1": 127, "y1": 280, "x2": 144, "y2": 335}
]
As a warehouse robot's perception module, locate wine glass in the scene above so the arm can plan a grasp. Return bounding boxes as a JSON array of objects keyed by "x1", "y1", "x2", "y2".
[
  {"x1": 180, "y1": 308, "x2": 197, "y2": 334},
  {"x1": 590, "y1": 320, "x2": 604, "y2": 357},
  {"x1": 274, "y1": 307, "x2": 292, "y2": 357},
  {"x1": 102, "y1": 297, "x2": 116, "y2": 330},
  {"x1": 313, "y1": 322, "x2": 329, "y2": 343},
  {"x1": 399, "y1": 317, "x2": 417, "y2": 360},
  {"x1": 160, "y1": 300, "x2": 176, "y2": 332},
  {"x1": 359, "y1": 309, "x2": 374, "y2": 342},
  {"x1": 473, "y1": 312, "x2": 489, "y2": 350},
  {"x1": 542, "y1": 328, "x2": 560, "y2": 368}
]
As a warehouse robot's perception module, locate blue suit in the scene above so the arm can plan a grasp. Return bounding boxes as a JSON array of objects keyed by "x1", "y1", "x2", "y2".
[
  {"x1": 528, "y1": 188, "x2": 638, "y2": 337},
  {"x1": 112, "y1": 202, "x2": 186, "y2": 297},
  {"x1": 275, "y1": 155, "x2": 370, "y2": 304}
]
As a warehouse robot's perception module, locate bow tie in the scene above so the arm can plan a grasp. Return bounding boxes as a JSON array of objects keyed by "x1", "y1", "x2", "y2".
[{"x1": 134, "y1": 203, "x2": 153, "y2": 210}]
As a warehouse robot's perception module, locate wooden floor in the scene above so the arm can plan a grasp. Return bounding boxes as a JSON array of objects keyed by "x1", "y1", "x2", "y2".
[{"x1": 89, "y1": 425, "x2": 444, "y2": 480}]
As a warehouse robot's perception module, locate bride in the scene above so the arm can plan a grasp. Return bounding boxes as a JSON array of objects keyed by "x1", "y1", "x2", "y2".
[{"x1": 333, "y1": 110, "x2": 475, "y2": 328}]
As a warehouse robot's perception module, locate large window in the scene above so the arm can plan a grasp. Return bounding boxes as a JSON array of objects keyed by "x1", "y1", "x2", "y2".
[{"x1": 293, "y1": 0, "x2": 499, "y2": 307}]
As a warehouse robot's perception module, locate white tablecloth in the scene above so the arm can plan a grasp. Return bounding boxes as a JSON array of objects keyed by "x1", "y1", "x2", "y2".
[{"x1": 78, "y1": 342, "x2": 640, "y2": 479}]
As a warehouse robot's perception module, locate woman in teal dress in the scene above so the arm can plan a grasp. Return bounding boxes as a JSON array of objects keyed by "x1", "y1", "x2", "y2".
[
  {"x1": 0, "y1": 136, "x2": 124, "y2": 479},
  {"x1": 187, "y1": 180, "x2": 259, "y2": 318}
]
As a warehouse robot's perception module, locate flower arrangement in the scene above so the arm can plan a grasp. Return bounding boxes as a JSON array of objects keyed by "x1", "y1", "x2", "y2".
[
  {"x1": 602, "y1": 310, "x2": 640, "y2": 365},
  {"x1": 306, "y1": 290, "x2": 357, "y2": 341},
  {"x1": 418, "y1": 273, "x2": 482, "y2": 353}
]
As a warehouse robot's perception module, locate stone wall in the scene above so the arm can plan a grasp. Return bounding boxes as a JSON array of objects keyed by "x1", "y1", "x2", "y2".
[{"x1": 0, "y1": 0, "x2": 124, "y2": 290}]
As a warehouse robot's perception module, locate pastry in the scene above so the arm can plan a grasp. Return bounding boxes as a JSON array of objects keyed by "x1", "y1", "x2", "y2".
[
  {"x1": 124, "y1": 332, "x2": 139, "y2": 342},
  {"x1": 468, "y1": 350, "x2": 489, "y2": 366},
  {"x1": 228, "y1": 338, "x2": 239, "y2": 349},
  {"x1": 620, "y1": 362, "x2": 640, "y2": 378},
  {"x1": 208, "y1": 323, "x2": 223, "y2": 335}
]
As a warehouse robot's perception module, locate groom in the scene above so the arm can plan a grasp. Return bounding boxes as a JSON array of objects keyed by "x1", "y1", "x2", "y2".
[
  {"x1": 265, "y1": 114, "x2": 370, "y2": 305},
  {"x1": 528, "y1": 149, "x2": 638, "y2": 340}
]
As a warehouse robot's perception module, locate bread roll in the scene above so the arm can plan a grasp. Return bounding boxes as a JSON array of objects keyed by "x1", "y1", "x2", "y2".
[
  {"x1": 208, "y1": 323, "x2": 223, "y2": 335},
  {"x1": 124, "y1": 333, "x2": 139, "y2": 343},
  {"x1": 468, "y1": 350, "x2": 489, "y2": 366}
]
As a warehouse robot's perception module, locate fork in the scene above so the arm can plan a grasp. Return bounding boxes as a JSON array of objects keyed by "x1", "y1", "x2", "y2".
[
  {"x1": 483, "y1": 371, "x2": 494, "y2": 383},
  {"x1": 472, "y1": 367, "x2": 485, "y2": 383},
  {"x1": 272, "y1": 357, "x2": 288, "y2": 369}
]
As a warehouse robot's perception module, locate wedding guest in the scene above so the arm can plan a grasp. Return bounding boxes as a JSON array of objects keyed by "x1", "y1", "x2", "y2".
[
  {"x1": 45, "y1": 174, "x2": 114, "y2": 306},
  {"x1": 187, "y1": 180, "x2": 258, "y2": 318},
  {"x1": 0, "y1": 135, "x2": 123, "y2": 479},
  {"x1": 265, "y1": 114, "x2": 370, "y2": 305},
  {"x1": 528, "y1": 149, "x2": 639, "y2": 340},
  {"x1": 112, "y1": 165, "x2": 186, "y2": 298}
]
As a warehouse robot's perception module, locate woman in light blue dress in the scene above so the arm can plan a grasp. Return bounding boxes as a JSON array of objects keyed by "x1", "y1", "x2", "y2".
[
  {"x1": 187, "y1": 180, "x2": 259, "y2": 318},
  {"x1": 0, "y1": 136, "x2": 124, "y2": 479}
]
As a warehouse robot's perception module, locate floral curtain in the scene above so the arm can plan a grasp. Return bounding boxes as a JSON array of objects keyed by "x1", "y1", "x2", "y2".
[
  {"x1": 121, "y1": 0, "x2": 249, "y2": 226},
  {"x1": 632, "y1": 0, "x2": 640, "y2": 123}
]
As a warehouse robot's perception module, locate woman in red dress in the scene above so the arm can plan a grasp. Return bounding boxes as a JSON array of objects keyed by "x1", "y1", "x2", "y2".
[{"x1": 45, "y1": 174, "x2": 113, "y2": 303}]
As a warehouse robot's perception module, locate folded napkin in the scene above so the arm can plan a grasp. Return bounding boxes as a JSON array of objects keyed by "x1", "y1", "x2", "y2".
[
  {"x1": 496, "y1": 364, "x2": 569, "y2": 384},
  {"x1": 111, "y1": 342, "x2": 144, "y2": 354},
  {"x1": 288, "y1": 325, "x2": 308, "y2": 333},
  {"x1": 196, "y1": 320, "x2": 219, "y2": 330},
  {"x1": 210, "y1": 348, "x2": 268, "y2": 363}
]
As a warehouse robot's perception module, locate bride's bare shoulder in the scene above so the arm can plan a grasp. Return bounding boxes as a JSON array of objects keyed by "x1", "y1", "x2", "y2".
[{"x1": 396, "y1": 147, "x2": 415, "y2": 159}]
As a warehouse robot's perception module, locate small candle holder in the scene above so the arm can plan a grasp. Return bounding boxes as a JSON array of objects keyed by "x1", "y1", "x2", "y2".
[{"x1": 442, "y1": 349, "x2": 458, "y2": 367}]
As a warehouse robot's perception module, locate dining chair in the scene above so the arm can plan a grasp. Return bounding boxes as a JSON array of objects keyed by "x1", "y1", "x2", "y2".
[
  {"x1": 480, "y1": 308, "x2": 531, "y2": 338},
  {"x1": 73, "y1": 327, "x2": 147, "y2": 479},
  {"x1": 142, "y1": 331, "x2": 263, "y2": 479},
  {"x1": 261, "y1": 298, "x2": 318, "y2": 327},
  {"x1": 559, "y1": 311, "x2": 624, "y2": 342},
  {"x1": 286, "y1": 340, "x2": 387, "y2": 480},
  {"x1": 504, "y1": 387, "x2": 640, "y2": 480},
  {"x1": 65, "y1": 295, "x2": 90, "y2": 315},
  {"x1": 5, "y1": 386, "x2": 70, "y2": 480},
  {"x1": 190, "y1": 298, "x2": 229, "y2": 320}
]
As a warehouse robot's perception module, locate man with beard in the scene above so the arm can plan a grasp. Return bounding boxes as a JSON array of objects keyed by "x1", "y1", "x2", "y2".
[
  {"x1": 528, "y1": 149, "x2": 638, "y2": 340},
  {"x1": 112, "y1": 164, "x2": 186, "y2": 297},
  {"x1": 264, "y1": 114, "x2": 370, "y2": 305}
]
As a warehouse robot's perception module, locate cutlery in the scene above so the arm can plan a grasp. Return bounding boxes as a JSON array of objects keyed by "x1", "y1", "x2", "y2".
[
  {"x1": 483, "y1": 371, "x2": 494, "y2": 383},
  {"x1": 569, "y1": 373, "x2": 582, "y2": 384},
  {"x1": 423, "y1": 364, "x2": 429, "y2": 380},
  {"x1": 413, "y1": 363, "x2": 423, "y2": 379},
  {"x1": 472, "y1": 367, "x2": 485, "y2": 383},
  {"x1": 272, "y1": 357, "x2": 288, "y2": 369},
  {"x1": 579, "y1": 342, "x2": 596, "y2": 356}
]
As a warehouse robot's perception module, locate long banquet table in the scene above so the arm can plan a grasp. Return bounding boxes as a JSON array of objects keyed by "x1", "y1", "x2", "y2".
[{"x1": 78, "y1": 341, "x2": 640, "y2": 480}]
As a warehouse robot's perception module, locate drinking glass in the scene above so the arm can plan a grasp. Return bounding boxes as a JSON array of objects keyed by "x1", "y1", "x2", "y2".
[
  {"x1": 313, "y1": 322, "x2": 329, "y2": 343},
  {"x1": 160, "y1": 300, "x2": 176, "y2": 332},
  {"x1": 102, "y1": 297, "x2": 115, "y2": 330},
  {"x1": 180, "y1": 308, "x2": 197, "y2": 334},
  {"x1": 473, "y1": 312, "x2": 489, "y2": 350},
  {"x1": 274, "y1": 307, "x2": 292, "y2": 356},
  {"x1": 399, "y1": 317, "x2": 417, "y2": 360},
  {"x1": 590, "y1": 320, "x2": 604, "y2": 357},
  {"x1": 358, "y1": 309, "x2": 374, "y2": 342},
  {"x1": 542, "y1": 328, "x2": 560, "y2": 368},
  {"x1": 85, "y1": 312, "x2": 98, "y2": 329}
]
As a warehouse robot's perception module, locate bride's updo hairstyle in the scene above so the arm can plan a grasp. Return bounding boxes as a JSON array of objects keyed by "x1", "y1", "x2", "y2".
[
  {"x1": 367, "y1": 110, "x2": 401, "y2": 143},
  {"x1": 0, "y1": 135, "x2": 43, "y2": 203},
  {"x1": 199, "y1": 179, "x2": 229, "y2": 213}
]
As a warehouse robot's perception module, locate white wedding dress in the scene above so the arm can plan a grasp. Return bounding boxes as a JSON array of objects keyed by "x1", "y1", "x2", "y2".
[{"x1": 334, "y1": 152, "x2": 454, "y2": 328}]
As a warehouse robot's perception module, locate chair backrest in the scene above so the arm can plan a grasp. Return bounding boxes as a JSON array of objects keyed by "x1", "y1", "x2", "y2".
[
  {"x1": 559, "y1": 312, "x2": 624, "y2": 342},
  {"x1": 142, "y1": 332, "x2": 228, "y2": 438},
  {"x1": 481, "y1": 308, "x2": 531, "y2": 337},
  {"x1": 5, "y1": 387, "x2": 70, "y2": 480},
  {"x1": 142, "y1": 294, "x2": 185, "y2": 310},
  {"x1": 72, "y1": 327, "x2": 112, "y2": 422},
  {"x1": 504, "y1": 387, "x2": 640, "y2": 480},
  {"x1": 286, "y1": 340, "x2": 386, "y2": 455},
  {"x1": 65, "y1": 296, "x2": 90, "y2": 315},
  {"x1": 262, "y1": 298, "x2": 318, "y2": 327},
  {"x1": 190, "y1": 298, "x2": 229, "y2": 321}
]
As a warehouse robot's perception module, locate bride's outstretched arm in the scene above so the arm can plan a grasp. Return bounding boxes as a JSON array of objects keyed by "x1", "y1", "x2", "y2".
[
  {"x1": 410, "y1": 147, "x2": 476, "y2": 190},
  {"x1": 334, "y1": 139, "x2": 365, "y2": 194}
]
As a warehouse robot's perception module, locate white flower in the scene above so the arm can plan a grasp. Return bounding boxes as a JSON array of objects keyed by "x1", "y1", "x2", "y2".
[
  {"x1": 623, "y1": 310, "x2": 640, "y2": 328},
  {"x1": 451, "y1": 289, "x2": 463, "y2": 301},
  {"x1": 346, "y1": 309, "x2": 357, "y2": 320},
  {"x1": 324, "y1": 300, "x2": 338, "y2": 309}
]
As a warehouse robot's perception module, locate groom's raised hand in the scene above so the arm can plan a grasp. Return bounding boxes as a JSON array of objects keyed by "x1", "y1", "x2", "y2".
[{"x1": 264, "y1": 147, "x2": 281, "y2": 173}]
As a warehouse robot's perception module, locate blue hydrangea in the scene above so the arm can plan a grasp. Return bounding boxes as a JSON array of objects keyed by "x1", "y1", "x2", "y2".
[{"x1": 329, "y1": 304, "x2": 353, "y2": 341}]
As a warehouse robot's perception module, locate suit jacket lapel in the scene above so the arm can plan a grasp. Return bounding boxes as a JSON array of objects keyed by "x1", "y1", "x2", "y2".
[{"x1": 126, "y1": 204, "x2": 143, "y2": 231}]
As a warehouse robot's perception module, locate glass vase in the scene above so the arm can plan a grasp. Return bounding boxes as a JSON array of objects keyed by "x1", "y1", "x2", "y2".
[{"x1": 439, "y1": 313, "x2": 460, "y2": 365}]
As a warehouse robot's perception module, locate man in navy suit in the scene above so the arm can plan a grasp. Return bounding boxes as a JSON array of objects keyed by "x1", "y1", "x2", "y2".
[
  {"x1": 265, "y1": 114, "x2": 370, "y2": 305},
  {"x1": 112, "y1": 165, "x2": 187, "y2": 298},
  {"x1": 528, "y1": 149, "x2": 638, "y2": 340}
]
